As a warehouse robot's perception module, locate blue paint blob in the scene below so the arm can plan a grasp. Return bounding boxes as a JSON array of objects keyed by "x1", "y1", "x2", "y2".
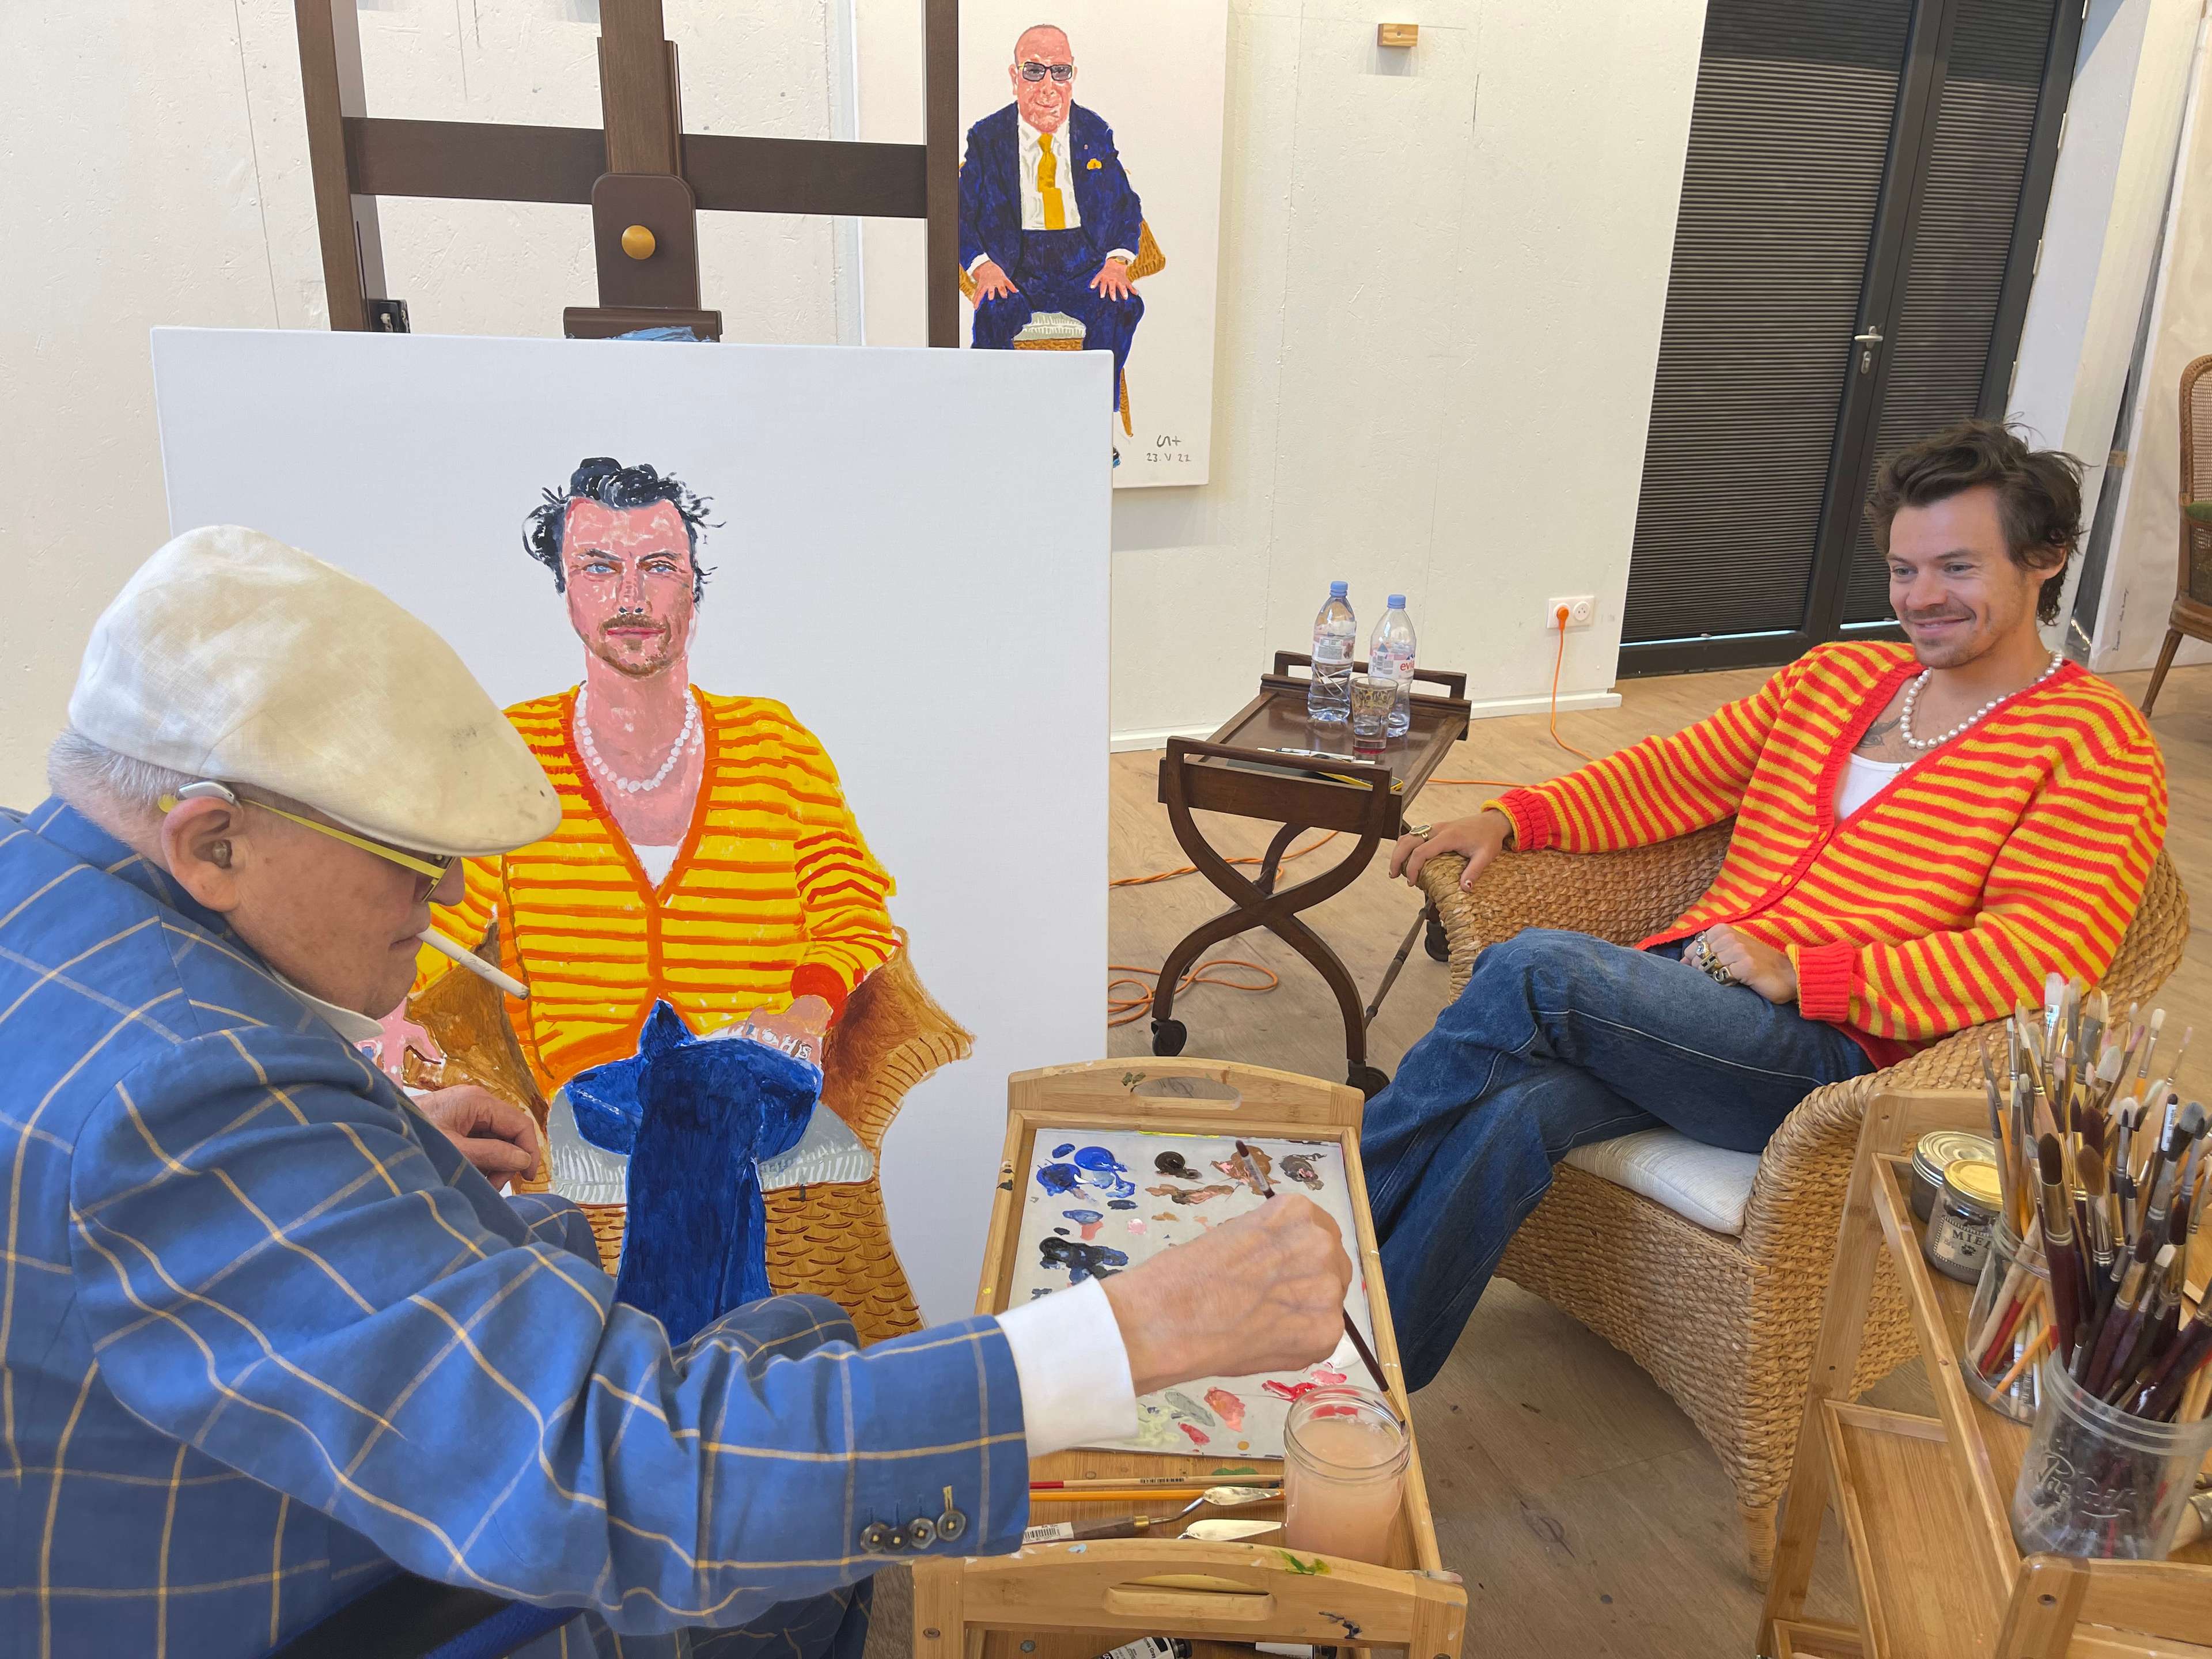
[
  {"x1": 1039, "y1": 1236, "x2": 1130, "y2": 1283},
  {"x1": 1052, "y1": 1142, "x2": 1077, "y2": 1157},
  {"x1": 1062, "y1": 1210, "x2": 1103, "y2": 1225},
  {"x1": 1071, "y1": 1145, "x2": 1136, "y2": 1199},
  {"x1": 1107, "y1": 1199, "x2": 1137, "y2": 1210},
  {"x1": 1035, "y1": 1163, "x2": 1081, "y2": 1195}
]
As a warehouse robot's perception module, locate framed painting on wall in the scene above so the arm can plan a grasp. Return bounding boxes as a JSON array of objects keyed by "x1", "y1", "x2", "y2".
[
  {"x1": 149, "y1": 327, "x2": 1111, "y2": 1331},
  {"x1": 956, "y1": 0, "x2": 1230, "y2": 488}
]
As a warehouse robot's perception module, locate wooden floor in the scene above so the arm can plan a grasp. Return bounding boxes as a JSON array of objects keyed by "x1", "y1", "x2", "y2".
[{"x1": 868, "y1": 659, "x2": 2212, "y2": 1658}]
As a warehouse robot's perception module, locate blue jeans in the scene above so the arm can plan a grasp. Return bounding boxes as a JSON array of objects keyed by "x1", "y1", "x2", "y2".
[{"x1": 1362, "y1": 929, "x2": 1873, "y2": 1389}]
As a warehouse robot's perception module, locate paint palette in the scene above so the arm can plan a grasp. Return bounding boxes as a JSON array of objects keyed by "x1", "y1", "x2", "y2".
[{"x1": 1009, "y1": 1127, "x2": 1378, "y2": 1460}]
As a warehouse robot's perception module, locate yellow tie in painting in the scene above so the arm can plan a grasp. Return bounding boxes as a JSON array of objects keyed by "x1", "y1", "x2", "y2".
[{"x1": 1039, "y1": 131, "x2": 1067, "y2": 230}]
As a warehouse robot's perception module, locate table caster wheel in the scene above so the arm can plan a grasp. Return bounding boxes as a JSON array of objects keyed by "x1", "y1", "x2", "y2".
[
  {"x1": 1349, "y1": 1065, "x2": 1389, "y2": 1099},
  {"x1": 1150, "y1": 1018, "x2": 1187, "y2": 1057},
  {"x1": 1423, "y1": 916, "x2": 1450, "y2": 963}
]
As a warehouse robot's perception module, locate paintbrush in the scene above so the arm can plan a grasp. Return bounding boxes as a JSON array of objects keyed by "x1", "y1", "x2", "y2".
[
  {"x1": 1236, "y1": 1138, "x2": 1390, "y2": 1394},
  {"x1": 2133, "y1": 1298, "x2": 2212, "y2": 1421},
  {"x1": 2132, "y1": 1007, "x2": 2168, "y2": 1096},
  {"x1": 2104, "y1": 1245, "x2": 2180, "y2": 1403},
  {"x1": 1979, "y1": 1032, "x2": 2018, "y2": 1231},
  {"x1": 2036, "y1": 1135, "x2": 2088, "y2": 1367},
  {"x1": 2078, "y1": 1147, "x2": 2114, "y2": 1289},
  {"x1": 2090, "y1": 1245, "x2": 2176, "y2": 1400},
  {"x1": 1031, "y1": 1476, "x2": 1282, "y2": 1491}
]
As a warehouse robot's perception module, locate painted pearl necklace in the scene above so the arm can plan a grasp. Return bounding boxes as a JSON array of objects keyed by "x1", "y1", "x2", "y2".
[
  {"x1": 575, "y1": 687, "x2": 698, "y2": 794},
  {"x1": 1898, "y1": 650, "x2": 2064, "y2": 751}
]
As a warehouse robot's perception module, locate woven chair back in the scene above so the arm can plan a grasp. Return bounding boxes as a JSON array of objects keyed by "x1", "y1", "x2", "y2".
[{"x1": 2183, "y1": 353, "x2": 2212, "y2": 605}]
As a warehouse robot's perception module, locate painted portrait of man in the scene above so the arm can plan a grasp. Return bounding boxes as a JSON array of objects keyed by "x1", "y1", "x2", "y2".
[
  {"x1": 412, "y1": 457, "x2": 965, "y2": 1338},
  {"x1": 960, "y1": 23, "x2": 1148, "y2": 454}
]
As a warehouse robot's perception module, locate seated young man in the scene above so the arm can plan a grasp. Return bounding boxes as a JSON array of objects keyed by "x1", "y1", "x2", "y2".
[{"x1": 1367, "y1": 419, "x2": 2167, "y2": 1388}]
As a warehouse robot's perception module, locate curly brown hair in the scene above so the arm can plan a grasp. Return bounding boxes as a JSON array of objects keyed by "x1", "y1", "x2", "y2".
[{"x1": 1865, "y1": 420, "x2": 2082, "y2": 624}]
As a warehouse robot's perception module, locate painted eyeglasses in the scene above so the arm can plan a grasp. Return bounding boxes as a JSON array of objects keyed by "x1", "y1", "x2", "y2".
[{"x1": 1018, "y1": 60, "x2": 1075, "y2": 82}]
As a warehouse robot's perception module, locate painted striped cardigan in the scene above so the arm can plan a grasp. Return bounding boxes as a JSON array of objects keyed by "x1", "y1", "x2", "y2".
[
  {"x1": 1489, "y1": 642, "x2": 2167, "y2": 1066},
  {"x1": 423, "y1": 687, "x2": 898, "y2": 1090}
]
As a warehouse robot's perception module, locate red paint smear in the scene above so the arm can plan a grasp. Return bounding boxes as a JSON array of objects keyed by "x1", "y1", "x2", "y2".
[
  {"x1": 1178, "y1": 1421, "x2": 1211, "y2": 1448},
  {"x1": 1262, "y1": 1380, "x2": 1321, "y2": 1404},
  {"x1": 1204, "y1": 1387, "x2": 1245, "y2": 1430}
]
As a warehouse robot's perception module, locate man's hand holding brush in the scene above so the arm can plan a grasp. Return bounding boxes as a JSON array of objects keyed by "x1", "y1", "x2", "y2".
[{"x1": 1101, "y1": 1196, "x2": 1353, "y2": 1396}]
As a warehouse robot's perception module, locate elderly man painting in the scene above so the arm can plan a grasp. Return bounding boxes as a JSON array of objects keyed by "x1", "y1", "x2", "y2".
[
  {"x1": 0, "y1": 525, "x2": 1352, "y2": 1657},
  {"x1": 960, "y1": 24, "x2": 1145, "y2": 446}
]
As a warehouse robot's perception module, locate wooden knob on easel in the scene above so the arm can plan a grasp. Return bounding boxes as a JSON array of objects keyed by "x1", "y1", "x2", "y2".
[{"x1": 620, "y1": 224, "x2": 657, "y2": 260}]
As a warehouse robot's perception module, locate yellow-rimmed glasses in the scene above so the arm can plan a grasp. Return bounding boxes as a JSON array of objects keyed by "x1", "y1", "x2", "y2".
[{"x1": 157, "y1": 781, "x2": 455, "y2": 889}]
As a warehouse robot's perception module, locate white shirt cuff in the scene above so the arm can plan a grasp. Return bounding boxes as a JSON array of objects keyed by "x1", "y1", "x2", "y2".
[
  {"x1": 967, "y1": 252, "x2": 994, "y2": 275},
  {"x1": 1105, "y1": 249, "x2": 1135, "y2": 266},
  {"x1": 994, "y1": 1278, "x2": 1138, "y2": 1458}
]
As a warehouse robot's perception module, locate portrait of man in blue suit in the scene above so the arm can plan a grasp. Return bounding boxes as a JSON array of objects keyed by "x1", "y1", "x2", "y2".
[{"x1": 960, "y1": 24, "x2": 1146, "y2": 434}]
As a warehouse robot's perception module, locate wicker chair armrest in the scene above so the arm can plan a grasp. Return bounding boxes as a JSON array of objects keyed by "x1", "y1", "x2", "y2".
[{"x1": 1416, "y1": 821, "x2": 1734, "y2": 993}]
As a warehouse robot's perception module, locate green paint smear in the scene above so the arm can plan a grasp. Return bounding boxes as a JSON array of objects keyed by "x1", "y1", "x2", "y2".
[
  {"x1": 1277, "y1": 1551, "x2": 1330, "y2": 1575},
  {"x1": 1209, "y1": 1465, "x2": 1259, "y2": 1476}
]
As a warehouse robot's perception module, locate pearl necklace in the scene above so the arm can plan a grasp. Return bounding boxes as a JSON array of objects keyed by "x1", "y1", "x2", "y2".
[
  {"x1": 575, "y1": 686, "x2": 697, "y2": 794},
  {"x1": 1897, "y1": 650, "x2": 2064, "y2": 751}
]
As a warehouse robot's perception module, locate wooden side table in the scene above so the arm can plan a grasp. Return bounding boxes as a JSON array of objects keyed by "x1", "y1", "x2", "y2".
[
  {"x1": 911, "y1": 1056, "x2": 1466, "y2": 1659},
  {"x1": 1758, "y1": 1088, "x2": 2212, "y2": 1659},
  {"x1": 1149, "y1": 656, "x2": 1472, "y2": 1097}
]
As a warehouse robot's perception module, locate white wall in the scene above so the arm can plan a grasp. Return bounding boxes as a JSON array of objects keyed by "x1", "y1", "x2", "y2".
[
  {"x1": 860, "y1": 0, "x2": 1708, "y2": 740},
  {"x1": 2089, "y1": 20, "x2": 2212, "y2": 672},
  {"x1": 2008, "y1": 0, "x2": 2202, "y2": 653},
  {"x1": 0, "y1": 0, "x2": 1706, "y2": 804}
]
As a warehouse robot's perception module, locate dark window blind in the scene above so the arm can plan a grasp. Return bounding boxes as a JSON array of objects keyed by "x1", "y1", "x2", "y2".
[
  {"x1": 1838, "y1": 0, "x2": 2058, "y2": 624},
  {"x1": 1623, "y1": 0, "x2": 1915, "y2": 645}
]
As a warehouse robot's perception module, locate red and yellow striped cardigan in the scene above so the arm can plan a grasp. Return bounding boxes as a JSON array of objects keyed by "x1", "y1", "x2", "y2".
[
  {"x1": 421, "y1": 687, "x2": 897, "y2": 1092},
  {"x1": 1488, "y1": 642, "x2": 2166, "y2": 1067}
]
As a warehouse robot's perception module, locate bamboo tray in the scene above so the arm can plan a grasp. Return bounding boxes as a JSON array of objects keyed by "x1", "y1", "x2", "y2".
[
  {"x1": 911, "y1": 1056, "x2": 1466, "y2": 1659},
  {"x1": 1759, "y1": 1089, "x2": 2212, "y2": 1659}
]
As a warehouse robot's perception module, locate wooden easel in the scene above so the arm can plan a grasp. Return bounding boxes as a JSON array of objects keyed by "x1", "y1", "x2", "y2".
[{"x1": 291, "y1": 0, "x2": 960, "y2": 344}]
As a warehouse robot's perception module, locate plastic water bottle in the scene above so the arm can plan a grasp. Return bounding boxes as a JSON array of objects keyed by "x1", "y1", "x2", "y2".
[
  {"x1": 1370, "y1": 595, "x2": 1417, "y2": 736},
  {"x1": 1307, "y1": 581, "x2": 1357, "y2": 723}
]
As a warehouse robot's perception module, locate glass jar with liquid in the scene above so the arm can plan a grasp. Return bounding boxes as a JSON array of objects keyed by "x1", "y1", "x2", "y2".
[{"x1": 1281, "y1": 1385, "x2": 1408, "y2": 1566}]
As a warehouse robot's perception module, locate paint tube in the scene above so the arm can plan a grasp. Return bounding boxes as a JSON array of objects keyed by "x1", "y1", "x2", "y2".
[
  {"x1": 1021, "y1": 1521, "x2": 1077, "y2": 1546},
  {"x1": 1094, "y1": 1641, "x2": 1191, "y2": 1659}
]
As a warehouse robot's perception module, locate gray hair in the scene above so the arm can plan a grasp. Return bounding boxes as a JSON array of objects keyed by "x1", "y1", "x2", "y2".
[{"x1": 46, "y1": 729, "x2": 199, "y2": 817}]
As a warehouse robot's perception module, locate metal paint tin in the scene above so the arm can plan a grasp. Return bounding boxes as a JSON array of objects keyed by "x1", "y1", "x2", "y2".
[
  {"x1": 1908, "y1": 1129, "x2": 1997, "y2": 1224},
  {"x1": 1922, "y1": 1158, "x2": 2003, "y2": 1283}
]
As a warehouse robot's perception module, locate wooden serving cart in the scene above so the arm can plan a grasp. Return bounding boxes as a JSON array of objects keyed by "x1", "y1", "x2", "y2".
[
  {"x1": 1759, "y1": 1088, "x2": 2212, "y2": 1659},
  {"x1": 911, "y1": 1056, "x2": 1466, "y2": 1659}
]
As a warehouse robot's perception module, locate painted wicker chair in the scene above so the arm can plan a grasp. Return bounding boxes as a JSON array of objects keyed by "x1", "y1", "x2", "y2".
[
  {"x1": 956, "y1": 219, "x2": 1165, "y2": 435},
  {"x1": 1414, "y1": 824, "x2": 2189, "y2": 1584}
]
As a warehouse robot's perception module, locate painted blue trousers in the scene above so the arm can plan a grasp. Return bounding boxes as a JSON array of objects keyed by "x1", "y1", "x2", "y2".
[
  {"x1": 972, "y1": 229, "x2": 1143, "y2": 408},
  {"x1": 1362, "y1": 929, "x2": 1874, "y2": 1389}
]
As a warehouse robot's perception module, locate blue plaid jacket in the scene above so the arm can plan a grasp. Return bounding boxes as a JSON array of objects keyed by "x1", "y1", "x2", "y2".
[{"x1": 0, "y1": 801, "x2": 1027, "y2": 1657}]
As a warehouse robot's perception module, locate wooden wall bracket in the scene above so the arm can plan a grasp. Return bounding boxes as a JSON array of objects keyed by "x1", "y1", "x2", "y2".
[{"x1": 292, "y1": 0, "x2": 961, "y2": 344}]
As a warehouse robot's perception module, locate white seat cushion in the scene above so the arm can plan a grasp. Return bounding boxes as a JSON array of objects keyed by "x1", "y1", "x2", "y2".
[{"x1": 1560, "y1": 1127, "x2": 1762, "y2": 1237}]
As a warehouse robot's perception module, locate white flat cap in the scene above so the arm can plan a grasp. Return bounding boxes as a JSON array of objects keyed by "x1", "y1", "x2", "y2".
[{"x1": 70, "y1": 525, "x2": 560, "y2": 858}]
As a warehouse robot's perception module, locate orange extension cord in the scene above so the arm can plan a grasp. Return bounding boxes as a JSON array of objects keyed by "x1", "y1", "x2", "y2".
[{"x1": 1108, "y1": 616, "x2": 1597, "y2": 1022}]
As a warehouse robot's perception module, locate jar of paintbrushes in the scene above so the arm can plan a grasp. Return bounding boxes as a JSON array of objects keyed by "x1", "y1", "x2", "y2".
[
  {"x1": 1963, "y1": 1218, "x2": 2054, "y2": 1422},
  {"x1": 1971, "y1": 981, "x2": 2212, "y2": 1554}
]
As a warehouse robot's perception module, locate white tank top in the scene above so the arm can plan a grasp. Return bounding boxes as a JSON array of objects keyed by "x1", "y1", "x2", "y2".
[{"x1": 1836, "y1": 753, "x2": 1908, "y2": 820}]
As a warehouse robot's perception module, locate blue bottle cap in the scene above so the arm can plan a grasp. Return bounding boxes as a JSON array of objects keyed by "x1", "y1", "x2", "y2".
[
  {"x1": 1329, "y1": 581, "x2": 1347, "y2": 598},
  {"x1": 1387, "y1": 594, "x2": 1405, "y2": 608}
]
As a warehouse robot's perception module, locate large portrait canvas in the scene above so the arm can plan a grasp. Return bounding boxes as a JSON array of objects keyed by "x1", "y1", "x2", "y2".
[
  {"x1": 957, "y1": 0, "x2": 1230, "y2": 489},
  {"x1": 150, "y1": 327, "x2": 1110, "y2": 1327}
]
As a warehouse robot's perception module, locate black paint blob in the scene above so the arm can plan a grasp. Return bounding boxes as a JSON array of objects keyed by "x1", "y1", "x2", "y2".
[
  {"x1": 1038, "y1": 1236, "x2": 1130, "y2": 1283},
  {"x1": 1154, "y1": 1150, "x2": 1195, "y2": 1177}
]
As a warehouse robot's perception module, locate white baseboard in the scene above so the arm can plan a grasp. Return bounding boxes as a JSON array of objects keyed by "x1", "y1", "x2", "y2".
[
  {"x1": 1109, "y1": 724, "x2": 1217, "y2": 753},
  {"x1": 1461, "y1": 688, "x2": 1623, "y2": 719},
  {"x1": 1107, "y1": 690, "x2": 1621, "y2": 752}
]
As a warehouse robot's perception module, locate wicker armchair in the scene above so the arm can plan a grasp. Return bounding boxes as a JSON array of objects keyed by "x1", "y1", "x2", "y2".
[{"x1": 1415, "y1": 823, "x2": 2190, "y2": 1583}]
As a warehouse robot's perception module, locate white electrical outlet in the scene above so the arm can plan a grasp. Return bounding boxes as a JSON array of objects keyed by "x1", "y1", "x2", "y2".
[{"x1": 1546, "y1": 596, "x2": 1596, "y2": 630}]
